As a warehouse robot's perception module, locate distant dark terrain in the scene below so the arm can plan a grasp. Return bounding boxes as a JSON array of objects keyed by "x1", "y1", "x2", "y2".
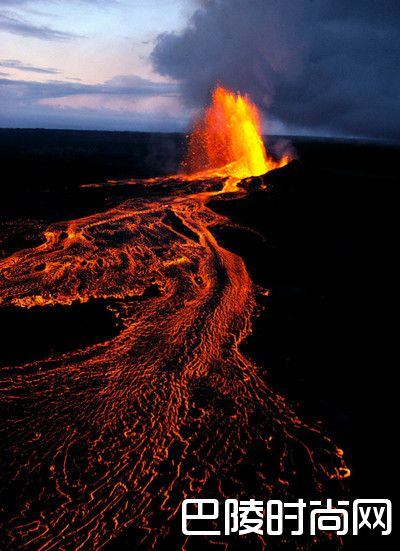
[
  {"x1": 0, "y1": 129, "x2": 397, "y2": 548},
  {"x1": 0, "y1": 129, "x2": 185, "y2": 221}
]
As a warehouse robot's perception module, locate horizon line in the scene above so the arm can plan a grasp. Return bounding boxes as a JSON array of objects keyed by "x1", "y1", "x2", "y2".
[{"x1": 0, "y1": 126, "x2": 398, "y2": 145}]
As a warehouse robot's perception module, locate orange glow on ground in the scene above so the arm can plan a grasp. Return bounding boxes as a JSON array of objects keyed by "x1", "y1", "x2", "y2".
[{"x1": 0, "y1": 101, "x2": 349, "y2": 549}]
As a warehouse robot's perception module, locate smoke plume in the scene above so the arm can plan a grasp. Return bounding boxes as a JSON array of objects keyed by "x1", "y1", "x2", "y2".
[{"x1": 152, "y1": 0, "x2": 400, "y2": 140}]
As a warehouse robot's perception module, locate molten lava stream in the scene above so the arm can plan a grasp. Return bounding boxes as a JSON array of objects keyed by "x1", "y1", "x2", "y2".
[{"x1": 0, "y1": 87, "x2": 348, "y2": 550}]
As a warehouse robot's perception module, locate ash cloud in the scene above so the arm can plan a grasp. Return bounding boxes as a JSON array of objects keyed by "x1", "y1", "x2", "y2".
[{"x1": 152, "y1": 0, "x2": 400, "y2": 140}]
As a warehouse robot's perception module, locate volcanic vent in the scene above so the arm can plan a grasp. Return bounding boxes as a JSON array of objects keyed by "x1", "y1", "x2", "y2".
[{"x1": 182, "y1": 86, "x2": 290, "y2": 188}]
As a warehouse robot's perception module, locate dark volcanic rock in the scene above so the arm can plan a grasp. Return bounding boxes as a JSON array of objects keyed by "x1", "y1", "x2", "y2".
[
  {"x1": 208, "y1": 149, "x2": 397, "y2": 503},
  {"x1": 0, "y1": 300, "x2": 119, "y2": 367}
]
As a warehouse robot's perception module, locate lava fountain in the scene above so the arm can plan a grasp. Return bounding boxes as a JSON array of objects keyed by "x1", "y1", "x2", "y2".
[{"x1": 183, "y1": 86, "x2": 290, "y2": 187}]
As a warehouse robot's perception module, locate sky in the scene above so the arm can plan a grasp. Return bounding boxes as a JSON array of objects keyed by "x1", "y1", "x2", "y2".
[
  {"x1": 0, "y1": 0, "x2": 196, "y2": 131},
  {"x1": 1, "y1": 0, "x2": 399, "y2": 139}
]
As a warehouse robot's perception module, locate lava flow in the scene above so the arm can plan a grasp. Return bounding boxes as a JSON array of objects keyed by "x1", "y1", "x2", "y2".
[{"x1": 0, "y1": 88, "x2": 348, "y2": 550}]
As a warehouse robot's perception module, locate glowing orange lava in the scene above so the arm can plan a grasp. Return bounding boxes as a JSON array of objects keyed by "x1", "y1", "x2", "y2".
[
  {"x1": 183, "y1": 86, "x2": 290, "y2": 187},
  {"x1": 0, "y1": 110, "x2": 348, "y2": 550}
]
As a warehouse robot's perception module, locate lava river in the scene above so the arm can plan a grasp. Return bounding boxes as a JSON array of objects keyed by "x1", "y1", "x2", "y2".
[{"x1": 0, "y1": 89, "x2": 349, "y2": 550}]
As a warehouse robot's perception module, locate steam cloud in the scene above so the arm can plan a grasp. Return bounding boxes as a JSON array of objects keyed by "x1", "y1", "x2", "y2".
[{"x1": 152, "y1": 0, "x2": 400, "y2": 140}]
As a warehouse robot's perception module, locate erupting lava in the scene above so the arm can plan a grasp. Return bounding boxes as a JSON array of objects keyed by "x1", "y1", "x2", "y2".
[
  {"x1": 183, "y1": 86, "x2": 290, "y2": 187},
  {"x1": 0, "y1": 91, "x2": 348, "y2": 550}
]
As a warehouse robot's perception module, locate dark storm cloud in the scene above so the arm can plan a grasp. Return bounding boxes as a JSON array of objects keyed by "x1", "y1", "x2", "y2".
[
  {"x1": 0, "y1": 59, "x2": 60, "y2": 75},
  {"x1": 152, "y1": 0, "x2": 400, "y2": 139},
  {"x1": 0, "y1": 12, "x2": 80, "y2": 40}
]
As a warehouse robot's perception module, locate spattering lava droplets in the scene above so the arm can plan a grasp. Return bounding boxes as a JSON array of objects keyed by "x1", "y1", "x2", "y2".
[{"x1": 182, "y1": 86, "x2": 290, "y2": 190}]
